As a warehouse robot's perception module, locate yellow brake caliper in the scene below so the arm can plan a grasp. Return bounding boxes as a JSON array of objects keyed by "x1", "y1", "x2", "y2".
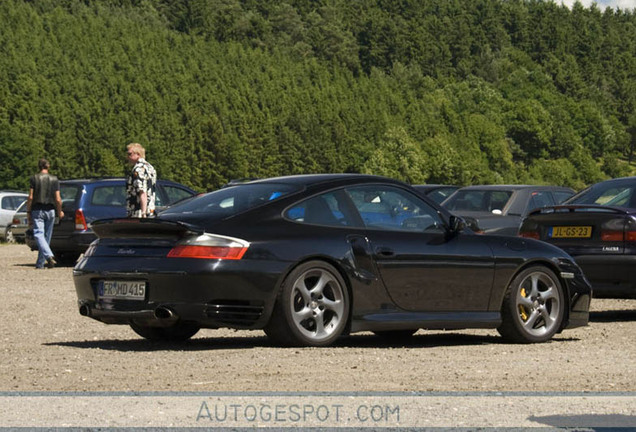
[{"x1": 518, "y1": 288, "x2": 529, "y2": 321}]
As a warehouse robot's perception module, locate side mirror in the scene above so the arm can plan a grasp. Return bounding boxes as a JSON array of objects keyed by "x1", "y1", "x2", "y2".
[{"x1": 448, "y1": 215, "x2": 466, "y2": 233}]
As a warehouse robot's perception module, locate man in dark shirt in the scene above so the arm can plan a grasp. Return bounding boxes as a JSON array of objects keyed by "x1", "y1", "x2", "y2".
[{"x1": 26, "y1": 159, "x2": 64, "y2": 269}]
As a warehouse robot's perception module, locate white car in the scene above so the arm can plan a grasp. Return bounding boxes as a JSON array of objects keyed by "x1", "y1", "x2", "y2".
[{"x1": 0, "y1": 191, "x2": 28, "y2": 242}]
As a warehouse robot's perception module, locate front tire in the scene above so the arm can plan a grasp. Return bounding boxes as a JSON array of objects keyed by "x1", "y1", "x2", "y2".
[
  {"x1": 498, "y1": 266, "x2": 565, "y2": 343},
  {"x1": 265, "y1": 261, "x2": 349, "y2": 347},
  {"x1": 130, "y1": 321, "x2": 200, "y2": 342}
]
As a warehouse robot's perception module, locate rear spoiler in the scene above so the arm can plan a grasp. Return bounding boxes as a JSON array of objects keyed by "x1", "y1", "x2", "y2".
[
  {"x1": 91, "y1": 218, "x2": 203, "y2": 239},
  {"x1": 528, "y1": 204, "x2": 633, "y2": 216}
]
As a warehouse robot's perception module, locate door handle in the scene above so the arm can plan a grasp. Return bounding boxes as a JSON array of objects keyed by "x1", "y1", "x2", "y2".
[{"x1": 376, "y1": 247, "x2": 395, "y2": 257}]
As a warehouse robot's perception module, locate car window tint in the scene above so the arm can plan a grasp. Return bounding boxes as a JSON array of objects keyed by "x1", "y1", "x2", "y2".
[
  {"x1": 285, "y1": 191, "x2": 359, "y2": 227},
  {"x1": 445, "y1": 190, "x2": 513, "y2": 212},
  {"x1": 91, "y1": 186, "x2": 126, "y2": 207},
  {"x1": 346, "y1": 185, "x2": 443, "y2": 232},
  {"x1": 162, "y1": 185, "x2": 194, "y2": 205},
  {"x1": 572, "y1": 185, "x2": 634, "y2": 207},
  {"x1": 60, "y1": 184, "x2": 81, "y2": 205},
  {"x1": 527, "y1": 191, "x2": 555, "y2": 213},
  {"x1": 162, "y1": 183, "x2": 301, "y2": 219},
  {"x1": 1, "y1": 196, "x2": 25, "y2": 211},
  {"x1": 553, "y1": 191, "x2": 574, "y2": 204}
]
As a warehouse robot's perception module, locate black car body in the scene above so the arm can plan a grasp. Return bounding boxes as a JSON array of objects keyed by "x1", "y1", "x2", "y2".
[
  {"x1": 73, "y1": 174, "x2": 590, "y2": 346},
  {"x1": 442, "y1": 185, "x2": 575, "y2": 236},
  {"x1": 27, "y1": 178, "x2": 197, "y2": 262},
  {"x1": 412, "y1": 184, "x2": 459, "y2": 204},
  {"x1": 519, "y1": 176, "x2": 636, "y2": 298}
]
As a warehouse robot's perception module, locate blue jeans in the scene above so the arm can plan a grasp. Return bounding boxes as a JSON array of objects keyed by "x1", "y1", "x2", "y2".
[{"x1": 32, "y1": 208, "x2": 56, "y2": 268}]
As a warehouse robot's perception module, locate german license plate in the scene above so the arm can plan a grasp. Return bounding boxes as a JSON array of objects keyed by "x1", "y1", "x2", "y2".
[
  {"x1": 99, "y1": 280, "x2": 146, "y2": 300},
  {"x1": 549, "y1": 226, "x2": 592, "y2": 238}
]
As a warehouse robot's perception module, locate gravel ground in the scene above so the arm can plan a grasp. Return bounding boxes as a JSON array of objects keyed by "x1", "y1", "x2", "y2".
[{"x1": 1, "y1": 243, "x2": 634, "y2": 393}]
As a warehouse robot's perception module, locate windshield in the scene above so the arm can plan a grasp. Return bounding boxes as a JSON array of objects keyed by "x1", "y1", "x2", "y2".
[
  {"x1": 567, "y1": 182, "x2": 636, "y2": 208},
  {"x1": 161, "y1": 182, "x2": 302, "y2": 219},
  {"x1": 443, "y1": 189, "x2": 513, "y2": 212}
]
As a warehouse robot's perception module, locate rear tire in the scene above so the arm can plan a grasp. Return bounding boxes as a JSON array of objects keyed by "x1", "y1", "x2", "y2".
[
  {"x1": 4, "y1": 227, "x2": 16, "y2": 244},
  {"x1": 498, "y1": 266, "x2": 565, "y2": 343},
  {"x1": 265, "y1": 261, "x2": 349, "y2": 347},
  {"x1": 130, "y1": 321, "x2": 200, "y2": 342}
]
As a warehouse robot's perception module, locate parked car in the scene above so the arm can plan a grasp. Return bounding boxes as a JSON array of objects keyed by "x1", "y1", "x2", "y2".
[
  {"x1": 5, "y1": 201, "x2": 28, "y2": 243},
  {"x1": 442, "y1": 185, "x2": 575, "y2": 236},
  {"x1": 26, "y1": 178, "x2": 197, "y2": 262},
  {"x1": 73, "y1": 174, "x2": 590, "y2": 347},
  {"x1": 519, "y1": 176, "x2": 636, "y2": 298},
  {"x1": 412, "y1": 184, "x2": 459, "y2": 204},
  {"x1": 0, "y1": 190, "x2": 27, "y2": 242}
]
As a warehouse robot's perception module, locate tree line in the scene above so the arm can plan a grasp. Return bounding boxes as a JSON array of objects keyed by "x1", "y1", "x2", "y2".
[{"x1": 1, "y1": 0, "x2": 635, "y2": 192}]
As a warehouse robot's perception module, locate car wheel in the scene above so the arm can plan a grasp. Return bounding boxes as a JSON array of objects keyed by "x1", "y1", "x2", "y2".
[
  {"x1": 129, "y1": 321, "x2": 200, "y2": 342},
  {"x1": 498, "y1": 266, "x2": 565, "y2": 343},
  {"x1": 265, "y1": 261, "x2": 349, "y2": 347},
  {"x1": 5, "y1": 227, "x2": 15, "y2": 244}
]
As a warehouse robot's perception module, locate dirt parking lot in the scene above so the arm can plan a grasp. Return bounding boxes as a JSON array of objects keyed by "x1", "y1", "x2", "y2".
[{"x1": 1, "y1": 243, "x2": 634, "y2": 393}]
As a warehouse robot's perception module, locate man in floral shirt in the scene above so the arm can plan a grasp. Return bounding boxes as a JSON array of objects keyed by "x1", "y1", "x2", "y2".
[{"x1": 126, "y1": 142, "x2": 157, "y2": 218}]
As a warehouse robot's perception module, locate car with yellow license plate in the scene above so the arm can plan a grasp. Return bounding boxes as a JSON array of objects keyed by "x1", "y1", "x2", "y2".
[{"x1": 519, "y1": 176, "x2": 636, "y2": 298}]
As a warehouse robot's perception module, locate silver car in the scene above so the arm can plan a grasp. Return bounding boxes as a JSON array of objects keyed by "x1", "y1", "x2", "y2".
[
  {"x1": 0, "y1": 191, "x2": 27, "y2": 242},
  {"x1": 5, "y1": 201, "x2": 29, "y2": 244}
]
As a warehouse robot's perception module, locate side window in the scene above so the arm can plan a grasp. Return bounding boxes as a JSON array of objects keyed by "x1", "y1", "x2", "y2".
[
  {"x1": 527, "y1": 191, "x2": 555, "y2": 214},
  {"x1": 553, "y1": 191, "x2": 573, "y2": 204},
  {"x1": 162, "y1": 186, "x2": 194, "y2": 205},
  {"x1": 346, "y1": 185, "x2": 443, "y2": 232},
  {"x1": 91, "y1": 186, "x2": 126, "y2": 207},
  {"x1": 285, "y1": 191, "x2": 358, "y2": 227},
  {"x1": 2, "y1": 196, "x2": 26, "y2": 211}
]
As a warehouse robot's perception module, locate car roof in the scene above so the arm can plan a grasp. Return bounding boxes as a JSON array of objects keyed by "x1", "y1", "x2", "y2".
[
  {"x1": 243, "y1": 173, "x2": 406, "y2": 188},
  {"x1": 60, "y1": 178, "x2": 188, "y2": 186},
  {"x1": 589, "y1": 176, "x2": 636, "y2": 187},
  {"x1": 456, "y1": 185, "x2": 572, "y2": 191},
  {"x1": 412, "y1": 184, "x2": 458, "y2": 190},
  {"x1": 0, "y1": 190, "x2": 28, "y2": 195}
]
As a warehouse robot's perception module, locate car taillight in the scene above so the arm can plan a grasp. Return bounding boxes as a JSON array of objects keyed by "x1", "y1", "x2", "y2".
[
  {"x1": 12, "y1": 216, "x2": 19, "y2": 225},
  {"x1": 518, "y1": 220, "x2": 540, "y2": 239},
  {"x1": 600, "y1": 230, "x2": 623, "y2": 242},
  {"x1": 601, "y1": 218, "x2": 636, "y2": 242},
  {"x1": 167, "y1": 234, "x2": 249, "y2": 260},
  {"x1": 606, "y1": 228, "x2": 636, "y2": 242},
  {"x1": 75, "y1": 209, "x2": 88, "y2": 230},
  {"x1": 519, "y1": 231, "x2": 540, "y2": 240}
]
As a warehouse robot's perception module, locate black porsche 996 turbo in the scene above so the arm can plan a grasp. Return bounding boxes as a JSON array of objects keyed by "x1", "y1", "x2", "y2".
[{"x1": 73, "y1": 174, "x2": 591, "y2": 346}]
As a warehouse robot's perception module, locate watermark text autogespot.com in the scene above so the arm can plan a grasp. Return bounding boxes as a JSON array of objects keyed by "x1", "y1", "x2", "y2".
[{"x1": 196, "y1": 401, "x2": 400, "y2": 424}]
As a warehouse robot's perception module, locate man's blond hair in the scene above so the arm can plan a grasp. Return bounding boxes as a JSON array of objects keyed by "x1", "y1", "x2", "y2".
[{"x1": 127, "y1": 142, "x2": 145, "y2": 159}]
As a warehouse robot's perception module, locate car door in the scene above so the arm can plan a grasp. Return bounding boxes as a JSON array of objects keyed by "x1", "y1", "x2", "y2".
[{"x1": 345, "y1": 185, "x2": 496, "y2": 312}]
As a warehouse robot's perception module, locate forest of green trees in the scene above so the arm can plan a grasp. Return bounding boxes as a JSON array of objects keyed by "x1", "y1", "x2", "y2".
[{"x1": 1, "y1": 0, "x2": 635, "y2": 192}]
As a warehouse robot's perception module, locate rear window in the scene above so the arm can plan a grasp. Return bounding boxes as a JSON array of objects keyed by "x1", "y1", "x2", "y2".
[
  {"x1": 60, "y1": 184, "x2": 82, "y2": 205},
  {"x1": 568, "y1": 184, "x2": 635, "y2": 207},
  {"x1": 162, "y1": 183, "x2": 301, "y2": 218},
  {"x1": 91, "y1": 185, "x2": 126, "y2": 207},
  {"x1": 444, "y1": 189, "x2": 513, "y2": 212}
]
